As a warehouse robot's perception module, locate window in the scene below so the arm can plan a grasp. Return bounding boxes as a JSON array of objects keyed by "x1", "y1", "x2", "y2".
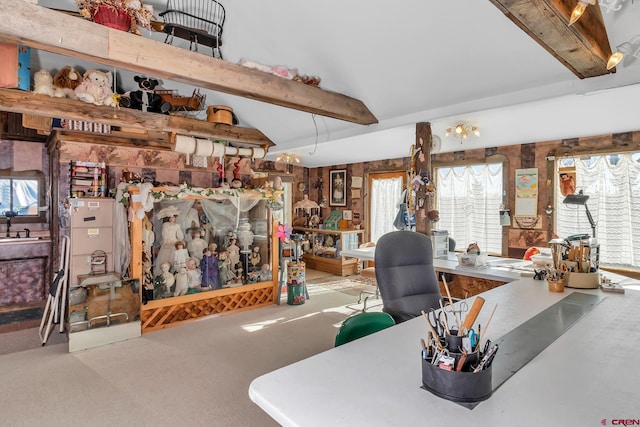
[
  {"x1": 435, "y1": 163, "x2": 503, "y2": 254},
  {"x1": 556, "y1": 152, "x2": 640, "y2": 268},
  {"x1": 0, "y1": 170, "x2": 46, "y2": 223}
]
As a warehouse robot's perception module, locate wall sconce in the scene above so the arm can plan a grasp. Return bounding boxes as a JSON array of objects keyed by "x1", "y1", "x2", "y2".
[
  {"x1": 606, "y1": 34, "x2": 640, "y2": 69},
  {"x1": 445, "y1": 123, "x2": 480, "y2": 143}
]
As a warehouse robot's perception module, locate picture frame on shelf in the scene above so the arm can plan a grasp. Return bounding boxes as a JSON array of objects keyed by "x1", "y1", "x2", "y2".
[
  {"x1": 342, "y1": 209, "x2": 353, "y2": 221},
  {"x1": 329, "y1": 169, "x2": 347, "y2": 206}
]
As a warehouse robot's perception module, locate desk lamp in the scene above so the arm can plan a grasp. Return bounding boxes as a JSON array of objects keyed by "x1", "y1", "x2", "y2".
[{"x1": 563, "y1": 190, "x2": 596, "y2": 238}]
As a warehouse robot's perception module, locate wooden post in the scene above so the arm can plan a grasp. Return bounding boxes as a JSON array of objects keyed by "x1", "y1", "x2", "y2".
[{"x1": 414, "y1": 122, "x2": 432, "y2": 236}]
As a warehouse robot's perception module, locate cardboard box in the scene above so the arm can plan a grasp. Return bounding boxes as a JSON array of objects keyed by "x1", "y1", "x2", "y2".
[
  {"x1": 0, "y1": 44, "x2": 31, "y2": 90},
  {"x1": 565, "y1": 271, "x2": 599, "y2": 289}
]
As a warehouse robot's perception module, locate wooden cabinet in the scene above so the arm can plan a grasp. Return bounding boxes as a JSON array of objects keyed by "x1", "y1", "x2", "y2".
[
  {"x1": 293, "y1": 227, "x2": 364, "y2": 276},
  {"x1": 0, "y1": 257, "x2": 46, "y2": 306},
  {"x1": 0, "y1": 239, "x2": 50, "y2": 310},
  {"x1": 129, "y1": 186, "x2": 281, "y2": 334}
]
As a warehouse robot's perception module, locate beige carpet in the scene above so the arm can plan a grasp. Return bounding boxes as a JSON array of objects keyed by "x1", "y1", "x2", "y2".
[{"x1": 0, "y1": 272, "x2": 379, "y2": 426}]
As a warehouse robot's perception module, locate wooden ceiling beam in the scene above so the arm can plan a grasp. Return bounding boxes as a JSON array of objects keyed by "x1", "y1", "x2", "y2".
[
  {"x1": 0, "y1": 89, "x2": 274, "y2": 149},
  {"x1": 0, "y1": 0, "x2": 378, "y2": 126},
  {"x1": 489, "y1": 0, "x2": 614, "y2": 78}
]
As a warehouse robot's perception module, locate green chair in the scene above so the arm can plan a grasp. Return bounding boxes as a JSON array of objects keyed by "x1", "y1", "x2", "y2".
[{"x1": 334, "y1": 312, "x2": 395, "y2": 347}]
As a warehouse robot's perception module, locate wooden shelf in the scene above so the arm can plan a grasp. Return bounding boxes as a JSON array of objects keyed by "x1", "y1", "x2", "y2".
[
  {"x1": 0, "y1": 89, "x2": 274, "y2": 149},
  {"x1": 0, "y1": 0, "x2": 377, "y2": 126}
]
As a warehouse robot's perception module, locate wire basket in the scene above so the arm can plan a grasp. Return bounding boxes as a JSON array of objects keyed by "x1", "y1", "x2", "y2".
[{"x1": 93, "y1": 5, "x2": 131, "y2": 32}]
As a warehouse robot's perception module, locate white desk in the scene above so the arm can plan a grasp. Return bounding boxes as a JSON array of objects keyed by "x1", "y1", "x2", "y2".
[
  {"x1": 341, "y1": 247, "x2": 528, "y2": 282},
  {"x1": 249, "y1": 279, "x2": 639, "y2": 426}
]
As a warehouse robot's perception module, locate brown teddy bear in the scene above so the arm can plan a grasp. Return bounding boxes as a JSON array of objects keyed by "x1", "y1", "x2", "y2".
[{"x1": 53, "y1": 66, "x2": 81, "y2": 99}]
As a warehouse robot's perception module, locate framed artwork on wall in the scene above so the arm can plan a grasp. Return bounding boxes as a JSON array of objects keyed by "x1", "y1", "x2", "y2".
[
  {"x1": 330, "y1": 169, "x2": 347, "y2": 206},
  {"x1": 342, "y1": 209, "x2": 353, "y2": 220}
]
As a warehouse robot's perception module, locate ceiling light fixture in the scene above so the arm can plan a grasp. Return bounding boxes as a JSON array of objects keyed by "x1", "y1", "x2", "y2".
[
  {"x1": 445, "y1": 123, "x2": 480, "y2": 143},
  {"x1": 276, "y1": 153, "x2": 300, "y2": 174},
  {"x1": 606, "y1": 34, "x2": 640, "y2": 69}
]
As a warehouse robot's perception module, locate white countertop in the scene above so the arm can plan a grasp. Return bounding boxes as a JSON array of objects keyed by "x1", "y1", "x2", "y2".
[
  {"x1": 249, "y1": 279, "x2": 639, "y2": 426},
  {"x1": 341, "y1": 247, "x2": 529, "y2": 282}
]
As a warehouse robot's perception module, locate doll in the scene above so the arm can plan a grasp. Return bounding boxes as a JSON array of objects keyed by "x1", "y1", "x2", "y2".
[
  {"x1": 185, "y1": 257, "x2": 202, "y2": 289},
  {"x1": 173, "y1": 240, "x2": 189, "y2": 272},
  {"x1": 226, "y1": 233, "x2": 240, "y2": 270},
  {"x1": 200, "y1": 248, "x2": 220, "y2": 289},
  {"x1": 249, "y1": 246, "x2": 261, "y2": 271},
  {"x1": 218, "y1": 250, "x2": 236, "y2": 286},
  {"x1": 155, "y1": 209, "x2": 184, "y2": 275},
  {"x1": 187, "y1": 228, "x2": 208, "y2": 262},
  {"x1": 160, "y1": 261, "x2": 175, "y2": 294},
  {"x1": 174, "y1": 266, "x2": 189, "y2": 297}
]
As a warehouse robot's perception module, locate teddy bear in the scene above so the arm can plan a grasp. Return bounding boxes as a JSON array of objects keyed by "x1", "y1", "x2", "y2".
[
  {"x1": 32, "y1": 70, "x2": 56, "y2": 97},
  {"x1": 119, "y1": 75, "x2": 171, "y2": 114},
  {"x1": 53, "y1": 66, "x2": 81, "y2": 99},
  {"x1": 74, "y1": 69, "x2": 117, "y2": 107}
]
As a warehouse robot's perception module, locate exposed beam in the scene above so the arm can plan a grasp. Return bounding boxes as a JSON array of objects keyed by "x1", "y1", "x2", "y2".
[
  {"x1": 0, "y1": 0, "x2": 378, "y2": 126},
  {"x1": 0, "y1": 89, "x2": 274, "y2": 149},
  {"x1": 489, "y1": 0, "x2": 613, "y2": 79}
]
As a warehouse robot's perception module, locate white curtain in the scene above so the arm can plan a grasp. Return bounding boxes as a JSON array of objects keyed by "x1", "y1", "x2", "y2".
[
  {"x1": 370, "y1": 176, "x2": 404, "y2": 243},
  {"x1": 436, "y1": 164, "x2": 503, "y2": 254},
  {"x1": 557, "y1": 152, "x2": 640, "y2": 267}
]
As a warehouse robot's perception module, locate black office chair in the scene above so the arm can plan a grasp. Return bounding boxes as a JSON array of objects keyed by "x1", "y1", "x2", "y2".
[{"x1": 374, "y1": 230, "x2": 444, "y2": 323}]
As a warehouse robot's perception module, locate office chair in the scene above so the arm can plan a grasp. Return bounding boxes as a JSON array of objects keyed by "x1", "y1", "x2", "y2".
[
  {"x1": 334, "y1": 312, "x2": 395, "y2": 347},
  {"x1": 374, "y1": 230, "x2": 444, "y2": 323}
]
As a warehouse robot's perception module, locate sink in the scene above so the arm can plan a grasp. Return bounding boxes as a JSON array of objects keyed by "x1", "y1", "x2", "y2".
[{"x1": 0, "y1": 237, "x2": 43, "y2": 243}]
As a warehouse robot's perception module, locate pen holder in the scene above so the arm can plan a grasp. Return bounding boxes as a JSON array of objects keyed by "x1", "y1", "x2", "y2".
[
  {"x1": 548, "y1": 278, "x2": 564, "y2": 293},
  {"x1": 421, "y1": 354, "x2": 492, "y2": 403}
]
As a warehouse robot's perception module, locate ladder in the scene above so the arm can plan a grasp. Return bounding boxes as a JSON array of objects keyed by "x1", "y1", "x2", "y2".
[{"x1": 38, "y1": 235, "x2": 70, "y2": 345}]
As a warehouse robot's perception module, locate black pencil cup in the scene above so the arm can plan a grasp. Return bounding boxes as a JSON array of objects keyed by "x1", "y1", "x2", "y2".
[{"x1": 421, "y1": 355, "x2": 492, "y2": 403}]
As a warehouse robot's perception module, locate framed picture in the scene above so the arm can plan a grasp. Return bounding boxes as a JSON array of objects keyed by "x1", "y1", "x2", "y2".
[
  {"x1": 329, "y1": 169, "x2": 347, "y2": 206},
  {"x1": 342, "y1": 209, "x2": 353, "y2": 220}
]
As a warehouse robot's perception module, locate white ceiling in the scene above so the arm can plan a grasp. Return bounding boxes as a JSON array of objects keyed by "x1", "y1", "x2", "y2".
[{"x1": 34, "y1": 0, "x2": 640, "y2": 167}]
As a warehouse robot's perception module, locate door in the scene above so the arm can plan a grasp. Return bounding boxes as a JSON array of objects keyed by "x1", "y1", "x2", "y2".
[{"x1": 368, "y1": 172, "x2": 406, "y2": 243}]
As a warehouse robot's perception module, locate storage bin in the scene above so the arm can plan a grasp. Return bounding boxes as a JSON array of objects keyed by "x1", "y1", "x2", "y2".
[{"x1": 0, "y1": 44, "x2": 31, "y2": 90}]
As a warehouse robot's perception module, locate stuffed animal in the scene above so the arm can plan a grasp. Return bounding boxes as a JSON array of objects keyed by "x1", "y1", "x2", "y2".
[
  {"x1": 119, "y1": 75, "x2": 170, "y2": 113},
  {"x1": 74, "y1": 69, "x2": 117, "y2": 107},
  {"x1": 53, "y1": 66, "x2": 81, "y2": 99},
  {"x1": 32, "y1": 70, "x2": 56, "y2": 97}
]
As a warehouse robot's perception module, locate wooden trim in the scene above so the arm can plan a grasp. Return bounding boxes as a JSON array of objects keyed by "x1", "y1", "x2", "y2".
[{"x1": 0, "y1": 1, "x2": 377, "y2": 126}]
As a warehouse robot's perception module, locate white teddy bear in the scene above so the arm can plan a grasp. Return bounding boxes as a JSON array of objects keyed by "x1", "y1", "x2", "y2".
[
  {"x1": 32, "y1": 70, "x2": 56, "y2": 97},
  {"x1": 74, "y1": 69, "x2": 117, "y2": 107}
]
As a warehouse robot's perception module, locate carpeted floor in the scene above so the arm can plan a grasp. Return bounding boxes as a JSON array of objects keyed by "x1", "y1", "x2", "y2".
[{"x1": 0, "y1": 271, "x2": 378, "y2": 426}]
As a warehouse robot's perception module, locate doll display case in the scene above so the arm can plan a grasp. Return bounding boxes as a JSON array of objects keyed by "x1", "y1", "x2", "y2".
[
  {"x1": 293, "y1": 227, "x2": 364, "y2": 276},
  {"x1": 129, "y1": 185, "x2": 280, "y2": 333}
]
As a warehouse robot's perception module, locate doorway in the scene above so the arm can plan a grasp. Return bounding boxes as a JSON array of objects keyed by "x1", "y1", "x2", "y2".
[{"x1": 368, "y1": 172, "x2": 406, "y2": 243}]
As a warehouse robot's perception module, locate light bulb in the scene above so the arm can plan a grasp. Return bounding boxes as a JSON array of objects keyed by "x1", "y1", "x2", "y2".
[
  {"x1": 569, "y1": 2, "x2": 588, "y2": 26},
  {"x1": 607, "y1": 51, "x2": 624, "y2": 70}
]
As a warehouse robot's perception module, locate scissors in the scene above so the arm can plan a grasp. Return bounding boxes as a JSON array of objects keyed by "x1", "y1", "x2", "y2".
[
  {"x1": 444, "y1": 298, "x2": 469, "y2": 315},
  {"x1": 427, "y1": 308, "x2": 447, "y2": 337},
  {"x1": 467, "y1": 328, "x2": 479, "y2": 350}
]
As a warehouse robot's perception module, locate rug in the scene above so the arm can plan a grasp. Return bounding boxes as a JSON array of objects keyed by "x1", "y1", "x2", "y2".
[{"x1": 0, "y1": 308, "x2": 43, "y2": 326}]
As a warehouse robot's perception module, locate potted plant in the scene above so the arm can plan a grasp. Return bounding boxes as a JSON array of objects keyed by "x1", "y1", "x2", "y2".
[{"x1": 75, "y1": 0, "x2": 154, "y2": 35}]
